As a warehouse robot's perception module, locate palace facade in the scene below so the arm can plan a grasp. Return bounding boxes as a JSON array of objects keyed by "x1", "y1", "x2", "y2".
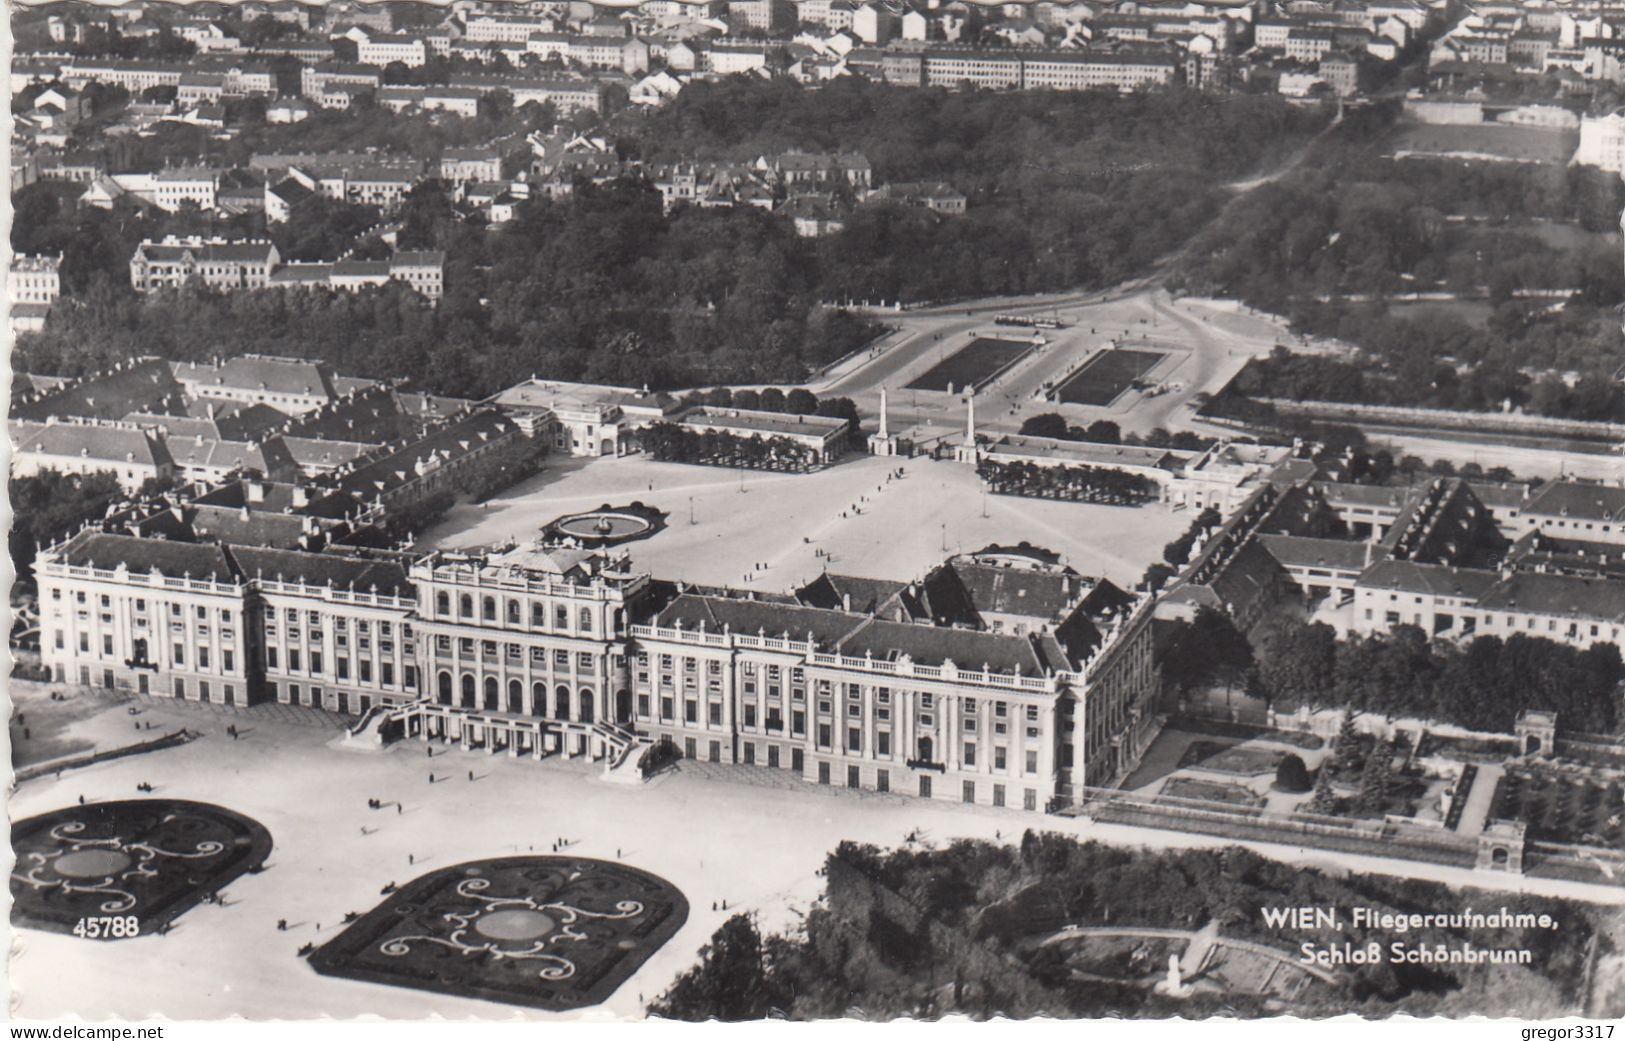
[{"x1": 37, "y1": 532, "x2": 1157, "y2": 810}]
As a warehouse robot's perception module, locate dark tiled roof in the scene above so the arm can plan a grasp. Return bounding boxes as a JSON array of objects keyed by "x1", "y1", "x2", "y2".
[
  {"x1": 653, "y1": 593, "x2": 864, "y2": 650},
  {"x1": 1258, "y1": 534, "x2": 1376, "y2": 572},
  {"x1": 1466, "y1": 481, "x2": 1531, "y2": 509},
  {"x1": 1357, "y1": 560, "x2": 1500, "y2": 599},
  {"x1": 1523, "y1": 481, "x2": 1625, "y2": 524},
  {"x1": 12, "y1": 358, "x2": 184, "y2": 422},
  {"x1": 162, "y1": 435, "x2": 298, "y2": 478},
  {"x1": 283, "y1": 386, "x2": 415, "y2": 445},
  {"x1": 192, "y1": 479, "x2": 356, "y2": 519},
  {"x1": 184, "y1": 401, "x2": 290, "y2": 440},
  {"x1": 796, "y1": 573, "x2": 916, "y2": 618},
  {"x1": 1477, "y1": 572, "x2": 1625, "y2": 622},
  {"x1": 14, "y1": 422, "x2": 172, "y2": 469},
  {"x1": 227, "y1": 546, "x2": 411, "y2": 597},
  {"x1": 945, "y1": 560, "x2": 1078, "y2": 620},
  {"x1": 184, "y1": 506, "x2": 325, "y2": 549},
  {"x1": 837, "y1": 618, "x2": 1061, "y2": 675},
  {"x1": 282, "y1": 437, "x2": 374, "y2": 469},
  {"x1": 136, "y1": 241, "x2": 274, "y2": 264},
  {"x1": 56, "y1": 531, "x2": 236, "y2": 582},
  {"x1": 336, "y1": 410, "x2": 518, "y2": 501},
  {"x1": 172, "y1": 355, "x2": 337, "y2": 399}
]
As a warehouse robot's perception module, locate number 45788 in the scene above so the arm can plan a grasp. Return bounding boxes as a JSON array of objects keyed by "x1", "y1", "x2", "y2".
[{"x1": 73, "y1": 916, "x2": 140, "y2": 938}]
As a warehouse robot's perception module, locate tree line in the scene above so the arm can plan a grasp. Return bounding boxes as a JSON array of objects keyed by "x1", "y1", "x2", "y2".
[
  {"x1": 651, "y1": 835, "x2": 1594, "y2": 1019},
  {"x1": 1164, "y1": 609, "x2": 1623, "y2": 735},
  {"x1": 977, "y1": 458, "x2": 1158, "y2": 506}
]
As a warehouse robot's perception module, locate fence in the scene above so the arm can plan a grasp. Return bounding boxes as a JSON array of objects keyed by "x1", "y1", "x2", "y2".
[
  {"x1": 1062, "y1": 783, "x2": 1480, "y2": 870},
  {"x1": 14, "y1": 729, "x2": 196, "y2": 785}
]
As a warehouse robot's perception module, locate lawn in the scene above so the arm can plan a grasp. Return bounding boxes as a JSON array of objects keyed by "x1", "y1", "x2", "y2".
[
  {"x1": 904, "y1": 337, "x2": 1034, "y2": 393},
  {"x1": 1157, "y1": 777, "x2": 1265, "y2": 815},
  {"x1": 1176, "y1": 741, "x2": 1284, "y2": 777},
  {"x1": 1052, "y1": 349, "x2": 1165, "y2": 407}
]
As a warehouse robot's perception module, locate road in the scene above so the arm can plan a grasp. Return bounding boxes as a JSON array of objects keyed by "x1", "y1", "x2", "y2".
[{"x1": 813, "y1": 286, "x2": 1297, "y2": 448}]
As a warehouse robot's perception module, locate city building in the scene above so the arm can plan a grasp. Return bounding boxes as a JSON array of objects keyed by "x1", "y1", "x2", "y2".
[
  {"x1": 486, "y1": 378, "x2": 678, "y2": 456},
  {"x1": 10, "y1": 253, "x2": 63, "y2": 305},
  {"x1": 129, "y1": 238, "x2": 280, "y2": 292}
]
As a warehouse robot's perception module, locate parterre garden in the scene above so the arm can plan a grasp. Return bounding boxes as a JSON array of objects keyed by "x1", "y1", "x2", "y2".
[
  {"x1": 1052, "y1": 348, "x2": 1166, "y2": 406},
  {"x1": 10, "y1": 799, "x2": 272, "y2": 938},
  {"x1": 905, "y1": 337, "x2": 1034, "y2": 393}
]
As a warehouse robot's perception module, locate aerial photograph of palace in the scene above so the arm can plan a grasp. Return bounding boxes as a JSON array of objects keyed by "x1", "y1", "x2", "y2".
[{"x1": 6, "y1": 0, "x2": 1625, "y2": 1026}]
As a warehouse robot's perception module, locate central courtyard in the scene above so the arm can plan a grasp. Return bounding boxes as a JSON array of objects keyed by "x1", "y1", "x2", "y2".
[{"x1": 416, "y1": 453, "x2": 1189, "y2": 593}]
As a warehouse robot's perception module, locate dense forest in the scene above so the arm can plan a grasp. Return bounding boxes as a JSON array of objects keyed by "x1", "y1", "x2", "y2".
[
  {"x1": 1174, "y1": 104, "x2": 1625, "y2": 421},
  {"x1": 652, "y1": 836, "x2": 1599, "y2": 1020},
  {"x1": 13, "y1": 82, "x2": 1329, "y2": 397}
]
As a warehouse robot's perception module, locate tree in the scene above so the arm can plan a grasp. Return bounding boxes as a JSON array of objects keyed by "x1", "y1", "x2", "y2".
[
  {"x1": 1275, "y1": 753, "x2": 1312, "y2": 793},
  {"x1": 1084, "y1": 419, "x2": 1121, "y2": 444},
  {"x1": 651, "y1": 914, "x2": 777, "y2": 1021},
  {"x1": 9, "y1": 470, "x2": 128, "y2": 588},
  {"x1": 784, "y1": 388, "x2": 817, "y2": 414},
  {"x1": 1019, "y1": 413, "x2": 1068, "y2": 439},
  {"x1": 1308, "y1": 763, "x2": 1338, "y2": 813},
  {"x1": 1160, "y1": 607, "x2": 1252, "y2": 697},
  {"x1": 1252, "y1": 617, "x2": 1337, "y2": 709},
  {"x1": 1331, "y1": 711, "x2": 1363, "y2": 777}
]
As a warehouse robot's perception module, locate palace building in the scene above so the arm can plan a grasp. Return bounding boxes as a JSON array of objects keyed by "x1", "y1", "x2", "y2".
[{"x1": 36, "y1": 529, "x2": 1157, "y2": 810}]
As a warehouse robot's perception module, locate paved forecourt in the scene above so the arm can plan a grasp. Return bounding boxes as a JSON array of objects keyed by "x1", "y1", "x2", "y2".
[
  {"x1": 417, "y1": 452, "x2": 1190, "y2": 593},
  {"x1": 12, "y1": 696, "x2": 1624, "y2": 1021}
]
